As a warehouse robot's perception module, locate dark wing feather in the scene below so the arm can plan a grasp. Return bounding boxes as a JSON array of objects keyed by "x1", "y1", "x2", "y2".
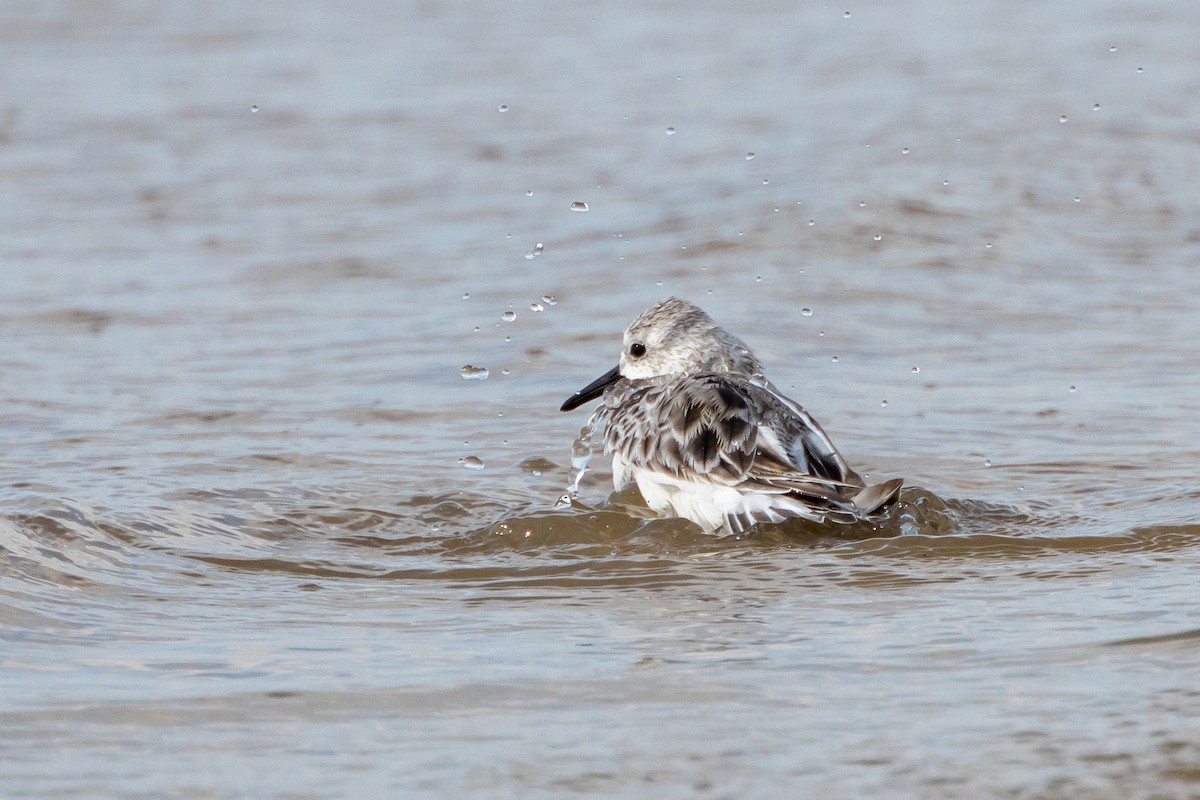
[{"x1": 606, "y1": 375, "x2": 758, "y2": 484}]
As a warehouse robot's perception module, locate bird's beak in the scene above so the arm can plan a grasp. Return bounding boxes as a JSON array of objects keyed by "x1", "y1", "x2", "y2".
[{"x1": 560, "y1": 364, "x2": 621, "y2": 411}]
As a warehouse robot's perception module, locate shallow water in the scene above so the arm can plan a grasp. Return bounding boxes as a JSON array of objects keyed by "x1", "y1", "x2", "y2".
[{"x1": 3, "y1": 0, "x2": 1200, "y2": 797}]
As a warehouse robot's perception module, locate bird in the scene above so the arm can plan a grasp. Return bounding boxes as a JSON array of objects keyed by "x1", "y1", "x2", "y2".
[{"x1": 560, "y1": 297, "x2": 903, "y2": 534}]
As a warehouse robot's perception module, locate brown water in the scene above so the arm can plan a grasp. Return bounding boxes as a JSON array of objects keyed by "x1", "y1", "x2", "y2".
[{"x1": 3, "y1": 1, "x2": 1200, "y2": 797}]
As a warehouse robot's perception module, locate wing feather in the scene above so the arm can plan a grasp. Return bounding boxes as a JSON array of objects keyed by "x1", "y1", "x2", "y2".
[{"x1": 601, "y1": 373, "x2": 901, "y2": 529}]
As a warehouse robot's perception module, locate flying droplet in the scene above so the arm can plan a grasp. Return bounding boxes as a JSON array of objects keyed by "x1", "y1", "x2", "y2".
[
  {"x1": 501, "y1": 311, "x2": 516, "y2": 322},
  {"x1": 460, "y1": 365, "x2": 489, "y2": 381},
  {"x1": 570, "y1": 201, "x2": 589, "y2": 212},
  {"x1": 801, "y1": 307, "x2": 813, "y2": 317},
  {"x1": 460, "y1": 456, "x2": 485, "y2": 470},
  {"x1": 525, "y1": 242, "x2": 544, "y2": 260}
]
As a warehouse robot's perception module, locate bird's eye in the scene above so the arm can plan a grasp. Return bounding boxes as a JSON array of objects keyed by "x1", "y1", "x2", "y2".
[{"x1": 629, "y1": 342, "x2": 647, "y2": 358}]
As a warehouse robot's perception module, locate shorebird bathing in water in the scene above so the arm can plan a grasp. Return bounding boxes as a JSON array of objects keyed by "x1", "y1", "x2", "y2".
[{"x1": 560, "y1": 297, "x2": 903, "y2": 534}]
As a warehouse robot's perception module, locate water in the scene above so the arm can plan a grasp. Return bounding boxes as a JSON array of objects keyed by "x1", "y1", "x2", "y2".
[{"x1": 3, "y1": 0, "x2": 1200, "y2": 797}]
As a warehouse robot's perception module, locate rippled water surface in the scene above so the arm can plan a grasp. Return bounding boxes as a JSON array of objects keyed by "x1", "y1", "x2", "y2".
[{"x1": 3, "y1": 1, "x2": 1200, "y2": 797}]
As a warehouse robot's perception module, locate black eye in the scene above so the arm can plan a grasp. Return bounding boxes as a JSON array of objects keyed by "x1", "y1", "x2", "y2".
[{"x1": 629, "y1": 342, "x2": 647, "y2": 358}]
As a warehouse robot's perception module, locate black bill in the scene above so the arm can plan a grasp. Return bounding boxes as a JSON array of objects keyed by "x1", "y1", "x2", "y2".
[{"x1": 560, "y1": 364, "x2": 621, "y2": 411}]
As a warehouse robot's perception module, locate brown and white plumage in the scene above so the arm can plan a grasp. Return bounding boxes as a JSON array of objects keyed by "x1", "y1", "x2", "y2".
[{"x1": 561, "y1": 298, "x2": 902, "y2": 534}]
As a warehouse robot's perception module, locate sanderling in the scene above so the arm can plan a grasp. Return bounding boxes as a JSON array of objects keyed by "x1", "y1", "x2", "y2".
[{"x1": 561, "y1": 297, "x2": 903, "y2": 534}]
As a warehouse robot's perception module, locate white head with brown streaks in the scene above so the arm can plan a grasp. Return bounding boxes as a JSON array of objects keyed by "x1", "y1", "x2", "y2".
[
  {"x1": 561, "y1": 298, "x2": 763, "y2": 412},
  {"x1": 617, "y1": 297, "x2": 762, "y2": 380}
]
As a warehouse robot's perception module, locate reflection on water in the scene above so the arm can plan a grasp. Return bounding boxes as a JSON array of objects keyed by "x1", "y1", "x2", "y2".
[{"x1": 3, "y1": 0, "x2": 1200, "y2": 796}]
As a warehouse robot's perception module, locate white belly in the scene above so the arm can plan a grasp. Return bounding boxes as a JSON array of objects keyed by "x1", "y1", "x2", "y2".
[{"x1": 613, "y1": 456, "x2": 823, "y2": 534}]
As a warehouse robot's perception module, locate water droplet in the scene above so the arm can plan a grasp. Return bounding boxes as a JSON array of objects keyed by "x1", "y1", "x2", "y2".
[
  {"x1": 501, "y1": 311, "x2": 516, "y2": 322},
  {"x1": 524, "y1": 242, "x2": 544, "y2": 260},
  {"x1": 880, "y1": 400, "x2": 888, "y2": 407},
  {"x1": 497, "y1": 104, "x2": 508, "y2": 112},
  {"x1": 858, "y1": 201, "x2": 866, "y2": 208},
  {"x1": 755, "y1": 275, "x2": 762, "y2": 282},
  {"x1": 1068, "y1": 385, "x2": 1077, "y2": 392},
  {"x1": 459, "y1": 365, "x2": 489, "y2": 381},
  {"x1": 460, "y1": 455, "x2": 485, "y2": 470},
  {"x1": 250, "y1": 104, "x2": 259, "y2": 113},
  {"x1": 807, "y1": 219, "x2": 815, "y2": 226},
  {"x1": 655, "y1": 280, "x2": 663, "y2": 286},
  {"x1": 983, "y1": 458, "x2": 992, "y2": 468},
  {"x1": 843, "y1": 10, "x2": 851, "y2": 17},
  {"x1": 1108, "y1": 45, "x2": 1117, "y2": 52},
  {"x1": 801, "y1": 307, "x2": 813, "y2": 317},
  {"x1": 462, "y1": 293, "x2": 470, "y2": 300},
  {"x1": 985, "y1": 242, "x2": 993, "y2": 249},
  {"x1": 525, "y1": 189, "x2": 533, "y2": 197},
  {"x1": 1136, "y1": 67, "x2": 1143, "y2": 74},
  {"x1": 818, "y1": 331, "x2": 825, "y2": 337},
  {"x1": 570, "y1": 201, "x2": 589, "y2": 212},
  {"x1": 1059, "y1": 115, "x2": 1068, "y2": 124},
  {"x1": 901, "y1": 147, "x2": 910, "y2": 155},
  {"x1": 873, "y1": 233, "x2": 882, "y2": 241},
  {"x1": 1092, "y1": 103, "x2": 1101, "y2": 111},
  {"x1": 745, "y1": 152, "x2": 755, "y2": 160},
  {"x1": 501, "y1": 368, "x2": 511, "y2": 375},
  {"x1": 910, "y1": 366, "x2": 920, "y2": 374},
  {"x1": 504, "y1": 335, "x2": 511, "y2": 342},
  {"x1": 541, "y1": 294, "x2": 557, "y2": 305},
  {"x1": 762, "y1": 179, "x2": 769, "y2": 185},
  {"x1": 665, "y1": 127, "x2": 676, "y2": 136},
  {"x1": 1073, "y1": 196, "x2": 1081, "y2": 203},
  {"x1": 831, "y1": 355, "x2": 839, "y2": 363},
  {"x1": 943, "y1": 179, "x2": 950, "y2": 186},
  {"x1": 530, "y1": 302, "x2": 544, "y2": 312}
]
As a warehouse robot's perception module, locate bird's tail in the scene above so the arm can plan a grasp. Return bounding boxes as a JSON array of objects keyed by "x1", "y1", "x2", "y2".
[{"x1": 851, "y1": 478, "x2": 904, "y2": 518}]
